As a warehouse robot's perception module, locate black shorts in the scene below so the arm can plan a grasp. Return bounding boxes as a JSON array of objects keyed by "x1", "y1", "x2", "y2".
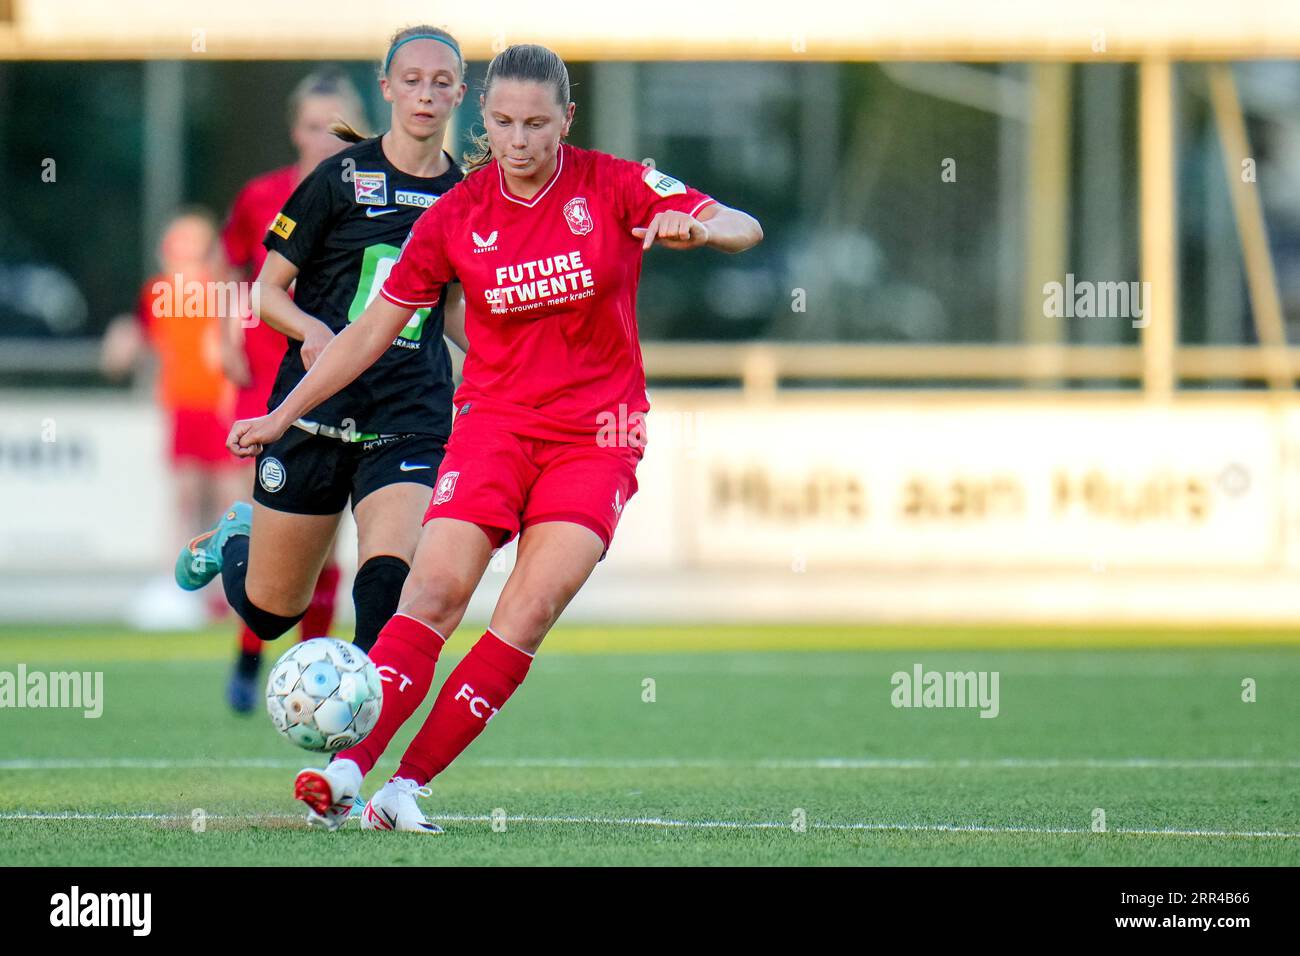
[{"x1": 253, "y1": 428, "x2": 445, "y2": 516}]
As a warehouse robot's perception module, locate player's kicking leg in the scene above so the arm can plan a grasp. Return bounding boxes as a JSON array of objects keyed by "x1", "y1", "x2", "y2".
[
  {"x1": 328, "y1": 518, "x2": 495, "y2": 834},
  {"x1": 355, "y1": 522, "x2": 603, "y2": 835}
]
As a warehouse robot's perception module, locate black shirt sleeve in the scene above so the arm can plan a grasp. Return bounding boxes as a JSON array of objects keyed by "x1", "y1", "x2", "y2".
[{"x1": 261, "y1": 159, "x2": 343, "y2": 268}]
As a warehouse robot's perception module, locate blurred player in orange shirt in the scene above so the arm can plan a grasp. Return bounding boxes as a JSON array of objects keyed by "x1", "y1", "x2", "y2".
[{"x1": 103, "y1": 209, "x2": 246, "y2": 597}]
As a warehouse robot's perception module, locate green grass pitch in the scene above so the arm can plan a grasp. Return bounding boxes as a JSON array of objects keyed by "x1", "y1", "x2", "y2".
[{"x1": 0, "y1": 624, "x2": 1297, "y2": 865}]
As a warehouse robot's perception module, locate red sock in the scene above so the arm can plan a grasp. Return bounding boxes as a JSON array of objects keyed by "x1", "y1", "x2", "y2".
[
  {"x1": 395, "y1": 629, "x2": 533, "y2": 785},
  {"x1": 237, "y1": 623, "x2": 261, "y2": 655},
  {"x1": 336, "y1": 614, "x2": 444, "y2": 777},
  {"x1": 299, "y1": 562, "x2": 341, "y2": 641}
]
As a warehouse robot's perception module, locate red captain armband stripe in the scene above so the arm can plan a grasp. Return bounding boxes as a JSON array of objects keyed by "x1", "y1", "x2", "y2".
[
  {"x1": 688, "y1": 198, "x2": 718, "y2": 219},
  {"x1": 379, "y1": 286, "x2": 438, "y2": 309}
]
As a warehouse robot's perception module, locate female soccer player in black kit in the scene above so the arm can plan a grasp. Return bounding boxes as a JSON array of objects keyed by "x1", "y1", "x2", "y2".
[{"x1": 176, "y1": 26, "x2": 468, "y2": 665}]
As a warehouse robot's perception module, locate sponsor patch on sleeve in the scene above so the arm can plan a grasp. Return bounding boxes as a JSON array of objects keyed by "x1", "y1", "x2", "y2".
[
  {"x1": 642, "y1": 167, "x2": 687, "y2": 198},
  {"x1": 270, "y1": 213, "x2": 296, "y2": 240}
]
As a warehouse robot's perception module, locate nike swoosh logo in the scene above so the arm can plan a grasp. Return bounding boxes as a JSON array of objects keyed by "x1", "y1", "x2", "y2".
[
  {"x1": 399, "y1": 462, "x2": 432, "y2": 471},
  {"x1": 366, "y1": 208, "x2": 397, "y2": 217}
]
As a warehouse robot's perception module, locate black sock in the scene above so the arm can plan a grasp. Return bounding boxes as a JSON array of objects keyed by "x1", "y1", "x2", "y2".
[
  {"x1": 220, "y1": 535, "x2": 251, "y2": 607},
  {"x1": 352, "y1": 555, "x2": 410, "y2": 653},
  {"x1": 220, "y1": 535, "x2": 306, "y2": 641}
]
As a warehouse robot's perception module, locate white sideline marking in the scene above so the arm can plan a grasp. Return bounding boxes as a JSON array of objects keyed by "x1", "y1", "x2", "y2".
[
  {"x1": 1, "y1": 756, "x2": 1299, "y2": 771},
  {"x1": 480, "y1": 757, "x2": 1300, "y2": 770},
  {"x1": 0, "y1": 810, "x2": 1296, "y2": 839},
  {"x1": 0, "y1": 758, "x2": 296, "y2": 770},
  {"x1": 434, "y1": 815, "x2": 1300, "y2": 839}
]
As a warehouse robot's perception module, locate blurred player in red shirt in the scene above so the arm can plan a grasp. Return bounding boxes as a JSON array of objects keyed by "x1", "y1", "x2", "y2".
[
  {"x1": 218, "y1": 72, "x2": 366, "y2": 712},
  {"x1": 230, "y1": 44, "x2": 763, "y2": 832}
]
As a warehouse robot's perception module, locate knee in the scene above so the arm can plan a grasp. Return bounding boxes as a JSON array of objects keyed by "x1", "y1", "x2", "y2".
[{"x1": 398, "y1": 570, "x2": 474, "y2": 629}]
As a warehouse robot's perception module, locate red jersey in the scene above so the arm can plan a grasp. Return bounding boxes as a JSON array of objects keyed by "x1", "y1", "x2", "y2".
[
  {"x1": 381, "y1": 144, "x2": 714, "y2": 443},
  {"x1": 222, "y1": 165, "x2": 299, "y2": 391}
]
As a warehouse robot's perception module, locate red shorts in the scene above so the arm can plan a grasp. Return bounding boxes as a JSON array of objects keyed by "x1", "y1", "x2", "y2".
[
  {"x1": 234, "y1": 383, "x2": 268, "y2": 423},
  {"x1": 234, "y1": 364, "x2": 278, "y2": 422},
  {"x1": 424, "y1": 413, "x2": 641, "y2": 555},
  {"x1": 170, "y1": 407, "x2": 239, "y2": 468}
]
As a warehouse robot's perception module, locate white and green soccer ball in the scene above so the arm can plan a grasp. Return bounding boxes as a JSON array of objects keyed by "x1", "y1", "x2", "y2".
[{"x1": 265, "y1": 637, "x2": 383, "y2": 753}]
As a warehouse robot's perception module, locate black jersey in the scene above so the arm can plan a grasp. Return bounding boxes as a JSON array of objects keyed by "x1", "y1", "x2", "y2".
[{"x1": 262, "y1": 136, "x2": 463, "y2": 439}]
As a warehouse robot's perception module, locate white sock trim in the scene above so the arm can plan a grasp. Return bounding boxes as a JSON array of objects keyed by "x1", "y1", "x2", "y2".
[
  {"x1": 486, "y1": 626, "x2": 536, "y2": 658},
  {"x1": 393, "y1": 612, "x2": 447, "y2": 643}
]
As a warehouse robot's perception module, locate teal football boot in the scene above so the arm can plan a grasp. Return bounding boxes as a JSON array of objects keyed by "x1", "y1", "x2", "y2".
[{"x1": 174, "y1": 501, "x2": 253, "y2": 591}]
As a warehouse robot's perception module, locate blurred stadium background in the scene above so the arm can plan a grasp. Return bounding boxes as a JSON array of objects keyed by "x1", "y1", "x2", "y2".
[{"x1": 5, "y1": 0, "x2": 1300, "y2": 630}]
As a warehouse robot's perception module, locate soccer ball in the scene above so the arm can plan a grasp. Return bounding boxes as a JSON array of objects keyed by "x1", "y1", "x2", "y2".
[{"x1": 265, "y1": 637, "x2": 383, "y2": 753}]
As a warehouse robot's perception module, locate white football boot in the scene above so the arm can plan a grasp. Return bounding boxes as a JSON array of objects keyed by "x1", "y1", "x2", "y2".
[
  {"x1": 361, "y1": 777, "x2": 444, "y2": 834},
  {"x1": 294, "y1": 758, "x2": 363, "y2": 831}
]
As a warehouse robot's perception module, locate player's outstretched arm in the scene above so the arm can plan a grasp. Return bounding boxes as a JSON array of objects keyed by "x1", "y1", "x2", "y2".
[
  {"x1": 226, "y1": 296, "x2": 416, "y2": 457},
  {"x1": 632, "y1": 204, "x2": 763, "y2": 253},
  {"x1": 697, "y1": 203, "x2": 763, "y2": 253}
]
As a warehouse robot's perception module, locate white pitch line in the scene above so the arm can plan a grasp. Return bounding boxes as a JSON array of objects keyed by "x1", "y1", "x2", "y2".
[
  {"x1": 756, "y1": 757, "x2": 1300, "y2": 770},
  {"x1": 0, "y1": 810, "x2": 1296, "y2": 839},
  {"x1": 476, "y1": 757, "x2": 1300, "y2": 770},
  {"x1": 1, "y1": 756, "x2": 1298, "y2": 771},
  {"x1": 431, "y1": 815, "x2": 1300, "y2": 838},
  {"x1": 0, "y1": 812, "x2": 301, "y2": 822},
  {"x1": 0, "y1": 758, "x2": 299, "y2": 770}
]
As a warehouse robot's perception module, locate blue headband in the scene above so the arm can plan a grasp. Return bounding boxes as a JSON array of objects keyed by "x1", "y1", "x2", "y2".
[{"x1": 384, "y1": 34, "x2": 462, "y2": 74}]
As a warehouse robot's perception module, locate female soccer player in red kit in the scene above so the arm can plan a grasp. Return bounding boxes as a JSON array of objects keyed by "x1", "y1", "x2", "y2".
[
  {"x1": 229, "y1": 44, "x2": 763, "y2": 832},
  {"x1": 218, "y1": 72, "x2": 365, "y2": 713}
]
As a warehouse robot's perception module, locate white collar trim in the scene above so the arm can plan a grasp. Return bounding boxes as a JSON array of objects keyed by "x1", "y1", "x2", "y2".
[{"x1": 497, "y1": 144, "x2": 565, "y2": 208}]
